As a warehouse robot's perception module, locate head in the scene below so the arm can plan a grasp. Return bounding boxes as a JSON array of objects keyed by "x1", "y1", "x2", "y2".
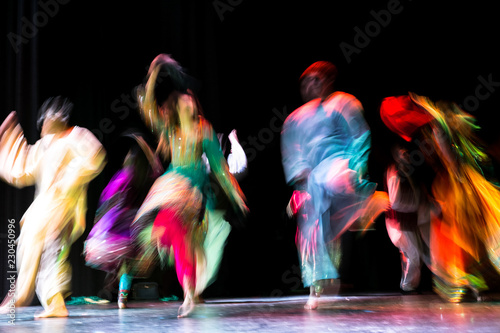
[
  {"x1": 145, "y1": 54, "x2": 202, "y2": 126},
  {"x1": 299, "y1": 61, "x2": 338, "y2": 103},
  {"x1": 147, "y1": 54, "x2": 188, "y2": 107},
  {"x1": 391, "y1": 144, "x2": 411, "y2": 166},
  {"x1": 37, "y1": 96, "x2": 72, "y2": 136}
]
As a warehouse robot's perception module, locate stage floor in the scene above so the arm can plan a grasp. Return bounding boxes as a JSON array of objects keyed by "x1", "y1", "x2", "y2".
[{"x1": 3, "y1": 293, "x2": 500, "y2": 332}]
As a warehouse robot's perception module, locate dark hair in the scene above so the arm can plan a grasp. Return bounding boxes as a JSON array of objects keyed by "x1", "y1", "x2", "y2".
[
  {"x1": 37, "y1": 96, "x2": 73, "y2": 130},
  {"x1": 146, "y1": 54, "x2": 188, "y2": 107}
]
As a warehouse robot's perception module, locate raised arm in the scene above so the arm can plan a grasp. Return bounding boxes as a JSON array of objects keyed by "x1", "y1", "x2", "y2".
[
  {"x1": 0, "y1": 111, "x2": 41, "y2": 188},
  {"x1": 137, "y1": 65, "x2": 166, "y2": 138},
  {"x1": 226, "y1": 129, "x2": 247, "y2": 179},
  {"x1": 202, "y1": 120, "x2": 248, "y2": 215}
]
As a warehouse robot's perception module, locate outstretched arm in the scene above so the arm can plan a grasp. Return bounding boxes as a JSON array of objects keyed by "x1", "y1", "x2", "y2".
[
  {"x1": 203, "y1": 121, "x2": 248, "y2": 215},
  {"x1": 226, "y1": 129, "x2": 247, "y2": 179},
  {"x1": 0, "y1": 111, "x2": 40, "y2": 187}
]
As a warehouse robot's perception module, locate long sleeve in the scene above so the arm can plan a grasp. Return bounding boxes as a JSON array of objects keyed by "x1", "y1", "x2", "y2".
[
  {"x1": 340, "y1": 96, "x2": 371, "y2": 179},
  {"x1": 62, "y1": 127, "x2": 106, "y2": 243},
  {"x1": 202, "y1": 120, "x2": 246, "y2": 213},
  {"x1": 0, "y1": 117, "x2": 42, "y2": 188},
  {"x1": 281, "y1": 114, "x2": 310, "y2": 189},
  {"x1": 56, "y1": 127, "x2": 106, "y2": 194}
]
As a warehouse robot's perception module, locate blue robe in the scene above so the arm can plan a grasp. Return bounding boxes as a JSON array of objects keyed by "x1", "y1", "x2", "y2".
[{"x1": 281, "y1": 91, "x2": 376, "y2": 286}]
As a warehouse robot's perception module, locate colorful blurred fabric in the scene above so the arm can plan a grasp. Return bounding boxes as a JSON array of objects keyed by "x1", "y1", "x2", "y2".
[
  {"x1": 281, "y1": 91, "x2": 378, "y2": 287},
  {"x1": 84, "y1": 133, "x2": 162, "y2": 279},
  {"x1": 131, "y1": 81, "x2": 247, "y2": 296},
  {"x1": 382, "y1": 93, "x2": 500, "y2": 301},
  {"x1": 0, "y1": 115, "x2": 106, "y2": 309}
]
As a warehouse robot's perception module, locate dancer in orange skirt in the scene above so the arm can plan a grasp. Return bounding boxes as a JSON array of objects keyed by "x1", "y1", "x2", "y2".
[{"x1": 380, "y1": 93, "x2": 500, "y2": 302}]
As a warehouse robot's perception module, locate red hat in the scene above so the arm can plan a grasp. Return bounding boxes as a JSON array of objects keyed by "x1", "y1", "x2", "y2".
[
  {"x1": 380, "y1": 95, "x2": 433, "y2": 142},
  {"x1": 300, "y1": 61, "x2": 338, "y2": 82}
]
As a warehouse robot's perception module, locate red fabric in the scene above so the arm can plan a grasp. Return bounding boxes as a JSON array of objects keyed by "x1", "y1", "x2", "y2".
[
  {"x1": 153, "y1": 209, "x2": 196, "y2": 288},
  {"x1": 380, "y1": 95, "x2": 433, "y2": 142}
]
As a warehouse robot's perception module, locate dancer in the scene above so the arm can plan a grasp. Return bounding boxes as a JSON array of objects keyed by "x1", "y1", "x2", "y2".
[
  {"x1": 380, "y1": 93, "x2": 500, "y2": 302},
  {"x1": 202, "y1": 129, "x2": 248, "y2": 292},
  {"x1": 384, "y1": 143, "x2": 433, "y2": 293},
  {"x1": 281, "y1": 61, "x2": 388, "y2": 310},
  {"x1": 0, "y1": 97, "x2": 106, "y2": 318},
  {"x1": 380, "y1": 96, "x2": 437, "y2": 293},
  {"x1": 84, "y1": 132, "x2": 163, "y2": 306},
  {"x1": 120, "y1": 54, "x2": 248, "y2": 317}
]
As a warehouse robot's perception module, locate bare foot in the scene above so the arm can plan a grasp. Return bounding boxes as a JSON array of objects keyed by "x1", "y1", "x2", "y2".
[
  {"x1": 0, "y1": 295, "x2": 16, "y2": 314},
  {"x1": 0, "y1": 305, "x2": 10, "y2": 315},
  {"x1": 34, "y1": 306, "x2": 68, "y2": 319},
  {"x1": 304, "y1": 297, "x2": 319, "y2": 310},
  {"x1": 34, "y1": 292, "x2": 69, "y2": 319},
  {"x1": 118, "y1": 300, "x2": 127, "y2": 309},
  {"x1": 177, "y1": 299, "x2": 195, "y2": 318}
]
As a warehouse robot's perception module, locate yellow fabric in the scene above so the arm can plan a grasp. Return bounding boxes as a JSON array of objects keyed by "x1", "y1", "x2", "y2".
[
  {"x1": 410, "y1": 94, "x2": 500, "y2": 296},
  {"x1": 0, "y1": 118, "x2": 106, "y2": 309}
]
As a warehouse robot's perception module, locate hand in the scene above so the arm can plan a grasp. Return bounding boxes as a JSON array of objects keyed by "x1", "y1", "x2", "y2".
[{"x1": 228, "y1": 129, "x2": 238, "y2": 143}]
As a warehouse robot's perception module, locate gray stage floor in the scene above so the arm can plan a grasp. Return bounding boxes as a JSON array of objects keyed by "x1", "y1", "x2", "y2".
[{"x1": 3, "y1": 293, "x2": 500, "y2": 332}]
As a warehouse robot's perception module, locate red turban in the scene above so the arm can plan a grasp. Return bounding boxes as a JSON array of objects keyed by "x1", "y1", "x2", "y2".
[{"x1": 380, "y1": 95, "x2": 433, "y2": 142}]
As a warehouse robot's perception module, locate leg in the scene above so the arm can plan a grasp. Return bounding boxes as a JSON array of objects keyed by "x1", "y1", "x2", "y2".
[
  {"x1": 34, "y1": 292, "x2": 68, "y2": 319},
  {"x1": 34, "y1": 234, "x2": 72, "y2": 318},
  {"x1": 400, "y1": 250, "x2": 421, "y2": 292},
  {"x1": 118, "y1": 273, "x2": 133, "y2": 309},
  {"x1": 202, "y1": 209, "x2": 230, "y2": 290},
  {"x1": 399, "y1": 228, "x2": 424, "y2": 292},
  {"x1": 153, "y1": 209, "x2": 198, "y2": 318},
  {"x1": 296, "y1": 219, "x2": 339, "y2": 310},
  {"x1": 0, "y1": 228, "x2": 44, "y2": 313},
  {"x1": 386, "y1": 212, "x2": 423, "y2": 292},
  {"x1": 178, "y1": 276, "x2": 195, "y2": 318},
  {"x1": 174, "y1": 240, "x2": 199, "y2": 318},
  {"x1": 304, "y1": 283, "x2": 321, "y2": 310}
]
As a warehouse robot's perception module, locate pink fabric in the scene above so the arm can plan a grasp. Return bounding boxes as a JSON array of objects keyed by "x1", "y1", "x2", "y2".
[
  {"x1": 289, "y1": 190, "x2": 311, "y2": 215},
  {"x1": 153, "y1": 209, "x2": 196, "y2": 288}
]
